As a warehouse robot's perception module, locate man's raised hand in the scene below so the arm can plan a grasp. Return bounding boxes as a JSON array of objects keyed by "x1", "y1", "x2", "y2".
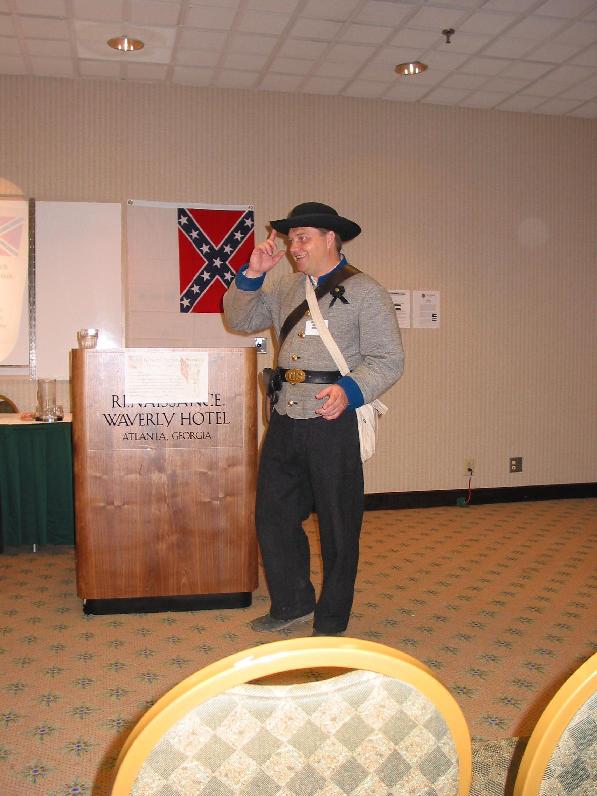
[{"x1": 246, "y1": 230, "x2": 286, "y2": 276}]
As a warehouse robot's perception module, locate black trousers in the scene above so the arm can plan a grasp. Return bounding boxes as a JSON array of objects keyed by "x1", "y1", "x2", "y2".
[{"x1": 255, "y1": 410, "x2": 364, "y2": 634}]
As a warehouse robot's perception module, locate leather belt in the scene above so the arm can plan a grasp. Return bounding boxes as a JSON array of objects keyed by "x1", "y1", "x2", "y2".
[{"x1": 280, "y1": 368, "x2": 341, "y2": 385}]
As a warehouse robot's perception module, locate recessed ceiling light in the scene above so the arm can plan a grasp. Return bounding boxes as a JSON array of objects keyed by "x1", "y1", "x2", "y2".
[
  {"x1": 395, "y1": 61, "x2": 427, "y2": 76},
  {"x1": 107, "y1": 35, "x2": 144, "y2": 53}
]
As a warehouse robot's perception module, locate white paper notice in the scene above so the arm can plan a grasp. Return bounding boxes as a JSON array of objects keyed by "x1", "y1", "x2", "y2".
[
  {"x1": 413, "y1": 291, "x2": 440, "y2": 329},
  {"x1": 125, "y1": 351, "x2": 208, "y2": 403},
  {"x1": 389, "y1": 290, "x2": 411, "y2": 328}
]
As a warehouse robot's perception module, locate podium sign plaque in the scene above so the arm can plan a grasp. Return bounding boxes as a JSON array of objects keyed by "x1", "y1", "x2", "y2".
[{"x1": 71, "y1": 348, "x2": 258, "y2": 614}]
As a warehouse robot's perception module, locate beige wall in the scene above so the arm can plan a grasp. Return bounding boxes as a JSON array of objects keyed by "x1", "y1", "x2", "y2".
[{"x1": 1, "y1": 75, "x2": 595, "y2": 494}]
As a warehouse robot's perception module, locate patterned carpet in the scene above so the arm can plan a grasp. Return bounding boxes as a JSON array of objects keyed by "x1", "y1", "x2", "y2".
[{"x1": 0, "y1": 498, "x2": 595, "y2": 795}]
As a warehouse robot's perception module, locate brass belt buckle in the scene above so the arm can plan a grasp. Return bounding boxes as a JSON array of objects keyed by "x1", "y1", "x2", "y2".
[{"x1": 285, "y1": 368, "x2": 306, "y2": 384}]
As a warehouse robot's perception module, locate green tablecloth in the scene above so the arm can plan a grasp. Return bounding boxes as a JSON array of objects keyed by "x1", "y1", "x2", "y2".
[{"x1": 0, "y1": 421, "x2": 75, "y2": 547}]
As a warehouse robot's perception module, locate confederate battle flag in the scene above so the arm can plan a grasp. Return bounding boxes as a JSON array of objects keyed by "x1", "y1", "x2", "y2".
[{"x1": 178, "y1": 205, "x2": 254, "y2": 313}]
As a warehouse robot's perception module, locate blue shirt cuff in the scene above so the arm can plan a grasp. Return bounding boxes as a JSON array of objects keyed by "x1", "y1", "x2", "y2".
[
  {"x1": 338, "y1": 375, "x2": 364, "y2": 409},
  {"x1": 235, "y1": 263, "x2": 265, "y2": 291}
]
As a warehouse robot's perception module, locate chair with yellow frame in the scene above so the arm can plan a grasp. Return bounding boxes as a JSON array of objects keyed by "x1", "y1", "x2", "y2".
[
  {"x1": 513, "y1": 652, "x2": 596, "y2": 795},
  {"x1": 111, "y1": 637, "x2": 472, "y2": 795}
]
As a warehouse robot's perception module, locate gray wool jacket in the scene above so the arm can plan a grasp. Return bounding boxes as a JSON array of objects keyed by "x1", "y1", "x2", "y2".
[{"x1": 223, "y1": 266, "x2": 404, "y2": 420}]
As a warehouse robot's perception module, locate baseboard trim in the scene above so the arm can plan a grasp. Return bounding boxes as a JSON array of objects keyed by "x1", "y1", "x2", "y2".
[{"x1": 364, "y1": 482, "x2": 597, "y2": 510}]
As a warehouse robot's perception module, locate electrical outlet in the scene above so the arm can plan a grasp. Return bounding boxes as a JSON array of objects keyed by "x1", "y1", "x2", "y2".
[
  {"x1": 510, "y1": 456, "x2": 523, "y2": 473},
  {"x1": 464, "y1": 458, "x2": 475, "y2": 476},
  {"x1": 254, "y1": 337, "x2": 267, "y2": 354}
]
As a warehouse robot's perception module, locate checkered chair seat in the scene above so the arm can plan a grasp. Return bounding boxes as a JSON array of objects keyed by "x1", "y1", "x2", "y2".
[
  {"x1": 513, "y1": 653, "x2": 596, "y2": 796},
  {"x1": 538, "y1": 692, "x2": 597, "y2": 795},
  {"x1": 112, "y1": 639, "x2": 471, "y2": 796},
  {"x1": 131, "y1": 669, "x2": 458, "y2": 795}
]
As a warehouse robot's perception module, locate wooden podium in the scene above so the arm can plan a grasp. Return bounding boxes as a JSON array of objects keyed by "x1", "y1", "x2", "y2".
[{"x1": 71, "y1": 348, "x2": 258, "y2": 614}]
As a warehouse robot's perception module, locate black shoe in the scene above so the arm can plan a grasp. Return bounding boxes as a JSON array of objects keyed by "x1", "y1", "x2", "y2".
[
  {"x1": 251, "y1": 612, "x2": 314, "y2": 632},
  {"x1": 312, "y1": 630, "x2": 345, "y2": 637}
]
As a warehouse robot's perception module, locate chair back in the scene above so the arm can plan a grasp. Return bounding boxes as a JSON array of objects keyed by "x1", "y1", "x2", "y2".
[
  {"x1": 112, "y1": 637, "x2": 471, "y2": 795},
  {"x1": 514, "y1": 652, "x2": 597, "y2": 795},
  {"x1": 0, "y1": 394, "x2": 18, "y2": 413}
]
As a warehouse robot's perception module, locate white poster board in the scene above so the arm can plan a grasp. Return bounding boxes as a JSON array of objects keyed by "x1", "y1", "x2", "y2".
[{"x1": 35, "y1": 202, "x2": 123, "y2": 379}]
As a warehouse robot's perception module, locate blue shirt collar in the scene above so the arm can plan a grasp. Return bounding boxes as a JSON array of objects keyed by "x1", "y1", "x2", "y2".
[{"x1": 316, "y1": 255, "x2": 347, "y2": 287}]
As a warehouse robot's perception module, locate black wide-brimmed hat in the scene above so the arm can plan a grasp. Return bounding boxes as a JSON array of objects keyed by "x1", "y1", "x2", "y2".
[{"x1": 270, "y1": 202, "x2": 361, "y2": 242}]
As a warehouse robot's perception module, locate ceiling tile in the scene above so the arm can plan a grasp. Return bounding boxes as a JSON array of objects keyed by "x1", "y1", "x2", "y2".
[
  {"x1": 25, "y1": 38, "x2": 70, "y2": 57},
  {"x1": 442, "y1": 72, "x2": 489, "y2": 90},
  {"x1": 497, "y1": 94, "x2": 546, "y2": 111},
  {"x1": 15, "y1": 0, "x2": 66, "y2": 16},
  {"x1": 481, "y1": 0, "x2": 541, "y2": 11},
  {"x1": 533, "y1": 0, "x2": 596, "y2": 18},
  {"x1": 216, "y1": 69, "x2": 260, "y2": 88},
  {"x1": 342, "y1": 79, "x2": 388, "y2": 98},
  {"x1": 238, "y1": 9, "x2": 291, "y2": 35},
  {"x1": 390, "y1": 29, "x2": 440, "y2": 49},
  {"x1": 277, "y1": 38, "x2": 327, "y2": 59},
  {"x1": 19, "y1": 16, "x2": 70, "y2": 38},
  {"x1": 359, "y1": 60, "x2": 398, "y2": 81},
  {"x1": 373, "y1": 45, "x2": 422, "y2": 65},
  {"x1": 460, "y1": 56, "x2": 511, "y2": 75},
  {"x1": 223, "y1": 51, "x2": 270, "y2": 70},
  {"x1": 421, "y1": 86, "x2": 472, "y2": 104},
  {"x1": 302, "y1": 0, "x2": 360, "y2": 21},
  {"x1": 269, "y1": 56, "x2": 315, "y2": 75},
  {"x1": 175, "y1": 49, "x2": 220, "y2": 67},
  {"x1": 534, "y1": 96, "x2": 583, "y2": 114},
  {"x1": 483, "y1": 37, "x2": 538, "y2": 58},
  {"x1": 302, "y1": 75, "x2": 346, "y2": 94},
  {"x1": 178, "y1": 28, "x2": 227, "y2": 49},
  {"x1": 548, "y1": 63, "x2": 596, "y2": 84},
  {"x1": 326, "y1": 43, "x2": 375, "y2": 63},
  {"x1": 571, "y1": 43, "x2": 597, "y2": 66},
  {"x1": 523, "y1": 76, "x2": 568, "y2": 96},
  {"x1": 528, "y1": 40, "x2": 586, "y2": 62},
  {"x1": 73, "y1": 0, "x2": 124, "y2": 22},
  {"x1": 558, "y1": 73, "x2": 597, "y2": 99},
  {"x1": 459, "y1": 90, "x2": 510, "y2": 107},
  {"x1": 259, "y1": 72, "x2": 304, "y2": 91},
  {"x1": 554, "y1": 20, "x2": 597, "y2": 46},
  {"x1": 248, "y1": 0, "x2": 300, "y2": 11},
  {"x1": 172, "y1": 65, "x2": 214, "y2": 85},
  {"x1": 499, "y1": 61, "x2": 553, "y2": 80},
  {"x1": 125, "y1": 62, "x2": 169, "y2": 80},
  {"x1": 0, "y1": 35, "x2": 20, "y2": 54},
  {"x1": 356, "y1": 1, "x2": 414, "y2": 27},
  {"x1": 184, "y1": 5, "x2": 237, "y2": 29},
  {"x1": 459, "y1": 11, "x2": 519, "y2": 35},
  {"x1": 0, "y1": 16, "x2": 16, "y2": 36},
  {"x1": 131, "y1": 1, "x2": 181, "y2": 27},
  {"x1": 314, "y1": 59, "x2": 361, "y2": 78},
  {"x1": 79, "y1": 58, "x2": 121, "y2": 77},
  {"x1": 569, "y1": 100, "x2": 597, "y2": 116},
  {"x1": 341, "y1": 24, "x2": 393, "y2": 45},
  {"x1": 408, "y1": 7, "x2": 469, "y2": 31},
  {"x1": 383, "y1": 82, "x2": 430, "y2": 101},
  {"x1": 31, "y1": 56, "x2": 75, "y2": 77},
  {"x1": 436, "y1": 32, "x2": 491, "y2": 54},
  {"x1": 506, "y1": 16, "x2": 568, "y2": 39},
  {"x1": 482, "y1": 76, "x2": 531, "y2": 93},
  {"x1": 228, "y1": 32, "x2": 278, "y2": 54},
  {"x1": 290, "y1": 18, "x2": 342, "y2": 40},
  {"x1": 188, "y1": 0, "x2": 239, "y2": 6},
  {"x1": 0, "y1": 53, "x2": 26, "y2": 71},
  {"x1": 422, "y1": 50, "x2": 471, "y2": 70}
]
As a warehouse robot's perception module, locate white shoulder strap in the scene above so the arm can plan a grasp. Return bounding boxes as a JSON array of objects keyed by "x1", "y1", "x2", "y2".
[{"x1": 305, "y1": 277, "x2": 350, "y2": 376}]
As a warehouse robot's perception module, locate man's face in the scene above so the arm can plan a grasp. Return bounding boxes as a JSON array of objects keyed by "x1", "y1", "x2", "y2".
[{"x1": 288, "y1": 226, "x2": 335, "y2": 278}]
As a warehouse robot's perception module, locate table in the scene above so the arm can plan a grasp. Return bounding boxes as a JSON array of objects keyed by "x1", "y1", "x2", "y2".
[{"x1": 0, "y1": 414, "x2": 75, "y2": 548}]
